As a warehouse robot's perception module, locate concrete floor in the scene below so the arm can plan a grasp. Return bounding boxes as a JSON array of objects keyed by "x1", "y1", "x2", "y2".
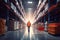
[{"x1": 0, "y1": 27, "x2": 60, "y2": 40}]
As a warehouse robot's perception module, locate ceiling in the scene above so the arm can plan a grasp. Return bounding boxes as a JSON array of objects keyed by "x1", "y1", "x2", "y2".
[{"x1": 22, "y1": 0, "x2": 39, "y2": 13}]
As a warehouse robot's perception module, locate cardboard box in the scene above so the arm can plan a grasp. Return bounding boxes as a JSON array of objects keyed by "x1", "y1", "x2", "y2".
[
  {"x1": 0, "y1": 18, "x2": 6, "y2": 35},
  {"x1": 48, "y1": 23, "x2": 60, "y2": 35}
]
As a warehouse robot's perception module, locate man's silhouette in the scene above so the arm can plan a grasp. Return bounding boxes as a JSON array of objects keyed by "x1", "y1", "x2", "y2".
[{"x1": 27, "y1": 21, "x2": 31, "y2": 32}]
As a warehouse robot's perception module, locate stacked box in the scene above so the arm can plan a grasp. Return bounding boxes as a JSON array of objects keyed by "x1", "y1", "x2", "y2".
[
  {"x1": 0, "y1": 18, "x2": 6, "y2": 35},
  {"x1": 37, "y1": 23, "x2": 44, "y2": 31},
  {"x1": 9, "y1": 20, "x2": 20, "y2": 31},
  {"x1": 48, "y1": 23, "x2": 60, "y2": 35},
  {"x1": 9, "y1": 20, "x2": 15, "y2": 31},
  {"x1": 37, "y1": 26, "x2": 44, "y2": 31}
]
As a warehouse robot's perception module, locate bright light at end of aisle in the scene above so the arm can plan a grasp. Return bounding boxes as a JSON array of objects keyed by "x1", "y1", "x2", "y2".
[{"x1": 27, "y1": 1, "x2": 33, "y2": 4}]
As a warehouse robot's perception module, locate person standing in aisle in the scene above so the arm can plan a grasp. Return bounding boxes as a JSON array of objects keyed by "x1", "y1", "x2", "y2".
[{"x1": 27, "y1": 21, "x2": 31, "y2": 33}]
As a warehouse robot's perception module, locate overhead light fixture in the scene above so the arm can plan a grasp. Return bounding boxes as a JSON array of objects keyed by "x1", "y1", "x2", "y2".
[
  {"x1": 16, "y1": 2, "x2": 18, "y2": 5},
  {"x1": 27, "y1": 1, "x2": 32, "y2": 4}
]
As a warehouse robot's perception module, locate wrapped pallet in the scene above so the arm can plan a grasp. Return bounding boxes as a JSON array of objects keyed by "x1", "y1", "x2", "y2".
[
  {"x1": 0, "y1": 18, "x2": 6, "y2": 35},
  {"x1": 14, "y1": 21, "x2": 19, "y2": 30},
  {"x1": 48, "y1": 23, "x2": 60, "y2": 35}
]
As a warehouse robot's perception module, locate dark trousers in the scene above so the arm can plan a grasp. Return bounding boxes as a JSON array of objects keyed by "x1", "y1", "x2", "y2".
[{"x1": 28, "y1": 27, "x2": 30, "y2": 32}]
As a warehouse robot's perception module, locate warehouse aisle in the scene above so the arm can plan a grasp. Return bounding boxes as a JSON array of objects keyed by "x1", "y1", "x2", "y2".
[
  {"x1": 0, "y1": 0, "x2": 60, "y2": 40},
  {"x1": 0, "y1": 26, "x2": 60, "y2": 40}
]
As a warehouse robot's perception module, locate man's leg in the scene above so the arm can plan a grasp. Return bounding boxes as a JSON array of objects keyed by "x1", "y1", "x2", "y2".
[{"x1": 28, "y1": 27, "x2": 30, "y2": 32}]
